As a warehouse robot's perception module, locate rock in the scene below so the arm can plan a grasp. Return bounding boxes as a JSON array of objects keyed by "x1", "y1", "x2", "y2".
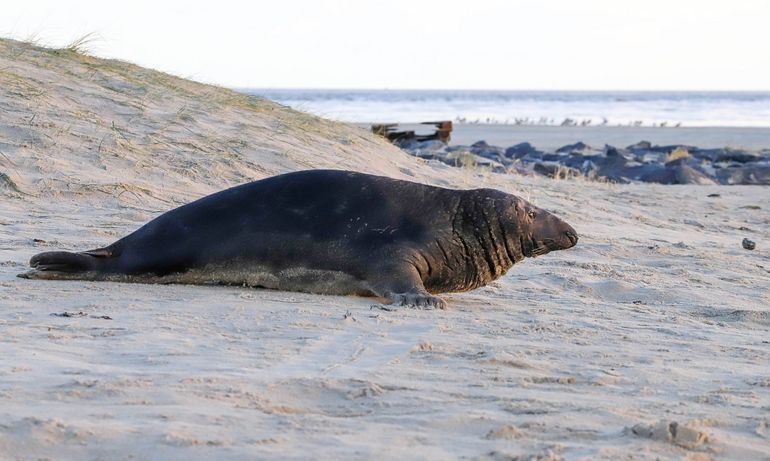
[
  {"x1": 580, "y1": 160, "x2": 599, "y2": 175},
  {"x1": 637, "y1": 160, "x2": 716, "y2": 185},
  {"x1": 560, "y1": 154, "x2": 599, "y2": 173},
  {"x1": 691, "y1": 148, "x2": 762, "y2": 164},
  {"x1": 689, "y1": 148, "x2": 722, "y2": 162},
  {"x1": 563, "y1": 154, "x2": 585, "y2": 169},
  {"x1": 398, "y1": 139, "x2": 447, "y2": 152},
  {"x1": 678, "y1": 166, "x2": 717, "y2": 185},
  {"x1": 626, "y1": 140, "x2": 652, "y2": 151},
  {"x1": 397, "y1": 140, "x2": 448, "y2": 162},
  {"x1": 413, "y1": 140, "x2": 448, "y2": 152},
  {"x1": 651, "y1": 144, "x2": 697, "y2": 154},
  {"x1": 410, "y1": 151, "x2": 436, "y2": 160},
  {"x1": 630, "y1": 420, "x2": 709, "y2": 449},
  {"x1": 594, "y1": 147, "x2": 631, "y2": 180},
  {"x1": 633, "y1": 150, "x2": 668, "y2": 164},
  {"x1": 669, "y1": 161, "x2": 717, "y2": 185},
  {"x1": 633, "y1": 163, "x2": 670, "y2": 183},
  {"x1": 520, "y1": 151, "x2": 543, "y2": 163},
  {"x1": 595, "y1": 155, "x2": 716, "y2": 184},
  {"x1": 411, "y1": 150, "x2": 445, "y2": 161},
  {"x1": 469, "y1": 141, "x2": 505, "y2": 162},
  {"x1": 397, "y1": 137, "x2": 767, "y2": 185},
  {"x1": 541, "y1": 153, "x2": 566, "y2": 162},
  {"x1": 473, "y1": 149, "x2": 505, "y2": 162},
  {"x1": 605, "y1": 145, "x2": 623, "y2": 157},
  {"x1": 533, "y1": 162, "x2": 581, "y2": 179},
  {"x1": 556, "y1": 141, "x2": 591, "y2": 154},
  {"x1": 396, "y1": 139, "x2": 420, "y2": 150},
  {"x1": 444, "y1": 151, "x2": 506, "y2": 172},
  {"x1": 504, "y1": 142, "x2": 539, "y2": 159},
  {"x1": 716, "y1": 165, "x2": 770, "y2": 185},
  {"x1": 533, "y1": 162, "x2": 556, "y2": 178},
  {"x1": 715, "y1": 150, "x2": 761, "y2": 163},
  {"x1": 506, "y1": 161, "x2": 534, "y2": 176},
  {"x1": 742, "y1": 238, "x2": 756, "y2": 250}
]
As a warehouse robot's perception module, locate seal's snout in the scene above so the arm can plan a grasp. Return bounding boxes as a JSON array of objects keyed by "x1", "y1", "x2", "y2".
[{"x1": 565, "y1": 229, "x2": 578, "y2": 247}]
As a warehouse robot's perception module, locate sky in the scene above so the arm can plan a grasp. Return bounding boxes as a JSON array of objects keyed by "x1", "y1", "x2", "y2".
[{"x1": 2, "y1": 0, "x2": 769, "y2": 91}]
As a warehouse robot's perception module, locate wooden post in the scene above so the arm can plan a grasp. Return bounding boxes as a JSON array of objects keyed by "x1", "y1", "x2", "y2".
[{"x1": 371, "y1": 121, "x2": 452, "y2": 144}]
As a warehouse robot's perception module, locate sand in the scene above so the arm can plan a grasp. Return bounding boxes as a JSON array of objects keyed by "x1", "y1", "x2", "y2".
[{"x1": 1, "y1": 38, "x2": 769, "y2": 460}]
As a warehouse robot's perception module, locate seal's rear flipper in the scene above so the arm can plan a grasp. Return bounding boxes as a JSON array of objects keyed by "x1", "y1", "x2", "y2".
[
  {"x1": 19, "y1": 250, "x2": 109, "y2": 280},
  {"x1": 30, "y1": 251, "x2": 100, "y2": 272}
]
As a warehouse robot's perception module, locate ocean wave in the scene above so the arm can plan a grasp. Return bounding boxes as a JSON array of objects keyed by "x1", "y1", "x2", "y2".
[{"x1": 240, "y1": 89, "x2": 770, "y2": 127}]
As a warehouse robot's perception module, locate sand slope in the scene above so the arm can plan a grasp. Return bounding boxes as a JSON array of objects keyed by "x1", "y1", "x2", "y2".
[
  {"x1": 1, "y1": 39, "x2": 769, "y2": 460},
  {"x1": 0, "y1": 38, "x2": 469, "y2": 209}
]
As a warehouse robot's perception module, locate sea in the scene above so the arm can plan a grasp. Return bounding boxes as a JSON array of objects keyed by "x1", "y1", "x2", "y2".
[{"x1": 240, "y1": 89, "x2": 770, "y2": 128}]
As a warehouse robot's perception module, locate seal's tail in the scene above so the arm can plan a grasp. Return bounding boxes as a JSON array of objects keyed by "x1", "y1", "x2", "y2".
[{"x1": 19, "y1": 248, "x2": 112, "y2": 280}]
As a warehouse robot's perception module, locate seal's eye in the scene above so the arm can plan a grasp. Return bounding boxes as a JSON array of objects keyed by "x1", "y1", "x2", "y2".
[{"x1": 528, "y1": 210, "x2": 537, "y2": 219}]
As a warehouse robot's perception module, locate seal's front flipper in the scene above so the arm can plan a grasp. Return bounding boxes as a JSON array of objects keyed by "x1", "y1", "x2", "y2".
[
  {"x1": 367, "y1": 263, "x2": 447, "y2": 309},
  {"x1": 388, "y1": 291, "x2": 447, "y2": 309}
]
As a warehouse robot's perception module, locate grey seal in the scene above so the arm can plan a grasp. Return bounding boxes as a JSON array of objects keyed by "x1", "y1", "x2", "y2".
[{"x1": 21, "y1": 170, "x2": 578, "y2": 308}]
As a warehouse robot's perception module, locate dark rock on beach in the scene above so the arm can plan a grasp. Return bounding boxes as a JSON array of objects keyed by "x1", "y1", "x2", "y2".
[
  {"x1": 541, "y1": 153, "x2": 565, "y2": 162},
  {"x1": 742, "y1": 238, "x2": 756, "y2": 250},
  {"x1": 469, "y1": 141, "x2": 506, "y2": 162},
  {"x1": 393, "y1": 136, "x2": 770, "y2": 185},
  {"x1": 716, "y1": 165, "x2": 770, "y2": 185},
  {"x1": 690, "y1": 148, "x2": 760, "y2": 164},
  {"x1": 563, "y1": 153, "x2": 601, "y2": 172},
  {"x1": 640, "y1": 159, "x2": 716, "y2": 185},
  {"x1": 533, "y1": 162, "x2": 582, "y2": 180},
  {"x1": 626, "y1": 140, "x2": 652, "y2": 151},
  {"x1": 504, "y1": 142, "x2": 540, "y2": 159},
  {"x1": 556, "y1": 141, "x2": 591, "y2": 154}
]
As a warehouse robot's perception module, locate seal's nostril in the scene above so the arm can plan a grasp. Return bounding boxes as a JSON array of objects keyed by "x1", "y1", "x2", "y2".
[{"x1": 565, "y1": 231, "x2": 578, "y2": 246}]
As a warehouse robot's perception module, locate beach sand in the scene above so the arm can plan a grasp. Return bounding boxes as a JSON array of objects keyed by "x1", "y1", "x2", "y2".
[{"x1": 1, "y1": 39, "x2": 769, "y2": 460}]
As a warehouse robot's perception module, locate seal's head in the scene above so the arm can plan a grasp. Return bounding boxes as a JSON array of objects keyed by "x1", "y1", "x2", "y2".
[{"x1": 513, "y1": 197, "x2": 578, "y2": 257}]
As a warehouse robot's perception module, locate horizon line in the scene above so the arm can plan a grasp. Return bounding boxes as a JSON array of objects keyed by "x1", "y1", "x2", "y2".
[{"x1": 234, "y1": 87, "x2": 770, "y2": 93}]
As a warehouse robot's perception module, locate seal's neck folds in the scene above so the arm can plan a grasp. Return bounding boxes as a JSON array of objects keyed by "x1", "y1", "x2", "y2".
[{"x1": 450, "y1": 193, "x2": 522, "y2": 291}]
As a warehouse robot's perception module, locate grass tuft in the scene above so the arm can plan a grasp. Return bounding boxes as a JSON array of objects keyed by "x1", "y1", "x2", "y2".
[
  {"x1": 61, "y1": 32, "x2": 101, "y2": 55},
  {"x1": 0, "y1": 172, "x2": 22, "y2": 194}
]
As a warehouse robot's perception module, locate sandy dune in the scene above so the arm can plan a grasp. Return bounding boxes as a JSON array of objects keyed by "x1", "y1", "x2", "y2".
[{"x1": 1, "y1": 39, "x2": 769, "y2": 460}]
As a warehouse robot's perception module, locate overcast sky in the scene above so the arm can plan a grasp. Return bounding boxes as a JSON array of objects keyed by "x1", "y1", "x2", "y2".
[{"x1": 2, "y1": 0, "x2": 769, "y2": 90}]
